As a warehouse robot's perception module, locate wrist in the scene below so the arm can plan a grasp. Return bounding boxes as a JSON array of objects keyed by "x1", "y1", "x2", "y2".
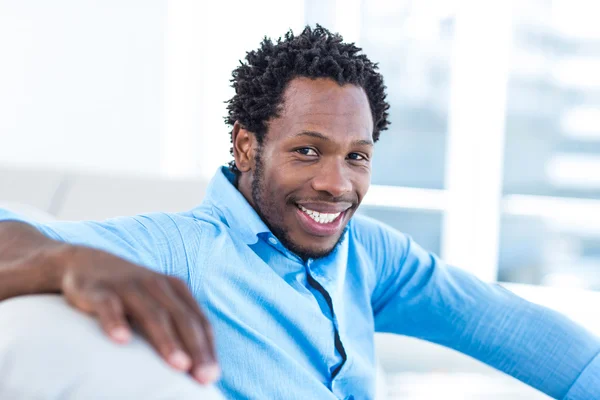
[
  {"x1": 0, "y1": 242, "x2": 70, "y2": 300},
  {"x1": 40, "y1": 243, "x2": 75, "y2": 293}
]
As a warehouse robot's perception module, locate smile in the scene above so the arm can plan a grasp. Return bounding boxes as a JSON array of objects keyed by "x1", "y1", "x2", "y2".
[{"x1": 297, "y1": 204, "x2": 342, "y2": 224}]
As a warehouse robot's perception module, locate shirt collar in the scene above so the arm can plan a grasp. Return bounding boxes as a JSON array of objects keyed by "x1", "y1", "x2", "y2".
[{"x1": 202, "y1": 166, "x2": 271, "y2": 245}]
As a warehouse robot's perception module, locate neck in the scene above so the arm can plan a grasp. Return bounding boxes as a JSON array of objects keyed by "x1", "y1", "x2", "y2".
[{"x1": 236, "y1": 173, "x2": 256, "y2": 211}]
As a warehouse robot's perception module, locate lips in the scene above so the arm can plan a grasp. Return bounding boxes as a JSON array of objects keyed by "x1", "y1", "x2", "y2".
[{"x1": 294, "y1": 202, "x2": 350, "y2": 237}]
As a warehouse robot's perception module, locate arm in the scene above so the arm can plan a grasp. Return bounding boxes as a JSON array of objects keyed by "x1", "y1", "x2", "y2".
[
  {"x1": 0, "y1": 208, "x2": 219, "y2": 384},
  {"x1": 0, "y1": 220, "x2": 68, "y2": 300},
  {"x1": 0, "y1": 208, "x2": 193, "y2": 301},
  {"x1": 0, "y1": 208, "x2": 194, "y2": 277},
  {"x1": 369, "y1": 221, "x2": 600, "y2": 399}
]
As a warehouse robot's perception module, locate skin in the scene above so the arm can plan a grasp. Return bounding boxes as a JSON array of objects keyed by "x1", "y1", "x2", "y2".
[{"x1": 232, "y1": 77, "x2": 375, "y2": 259}]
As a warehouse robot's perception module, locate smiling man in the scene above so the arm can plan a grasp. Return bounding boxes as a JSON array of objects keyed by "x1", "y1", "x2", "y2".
[{"x1": 1, "y1": 26, "x2": 600, "y2": 400}]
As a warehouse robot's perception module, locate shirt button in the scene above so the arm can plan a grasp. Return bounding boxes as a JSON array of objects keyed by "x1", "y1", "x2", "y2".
[{"x1": 268, "y1": 237, "x2": 278, "y2": 245}]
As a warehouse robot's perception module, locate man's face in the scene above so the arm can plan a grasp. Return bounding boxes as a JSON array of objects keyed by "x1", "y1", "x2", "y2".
[{"x1": 235, "y1": 77, "x2": 373, "y2": 259}]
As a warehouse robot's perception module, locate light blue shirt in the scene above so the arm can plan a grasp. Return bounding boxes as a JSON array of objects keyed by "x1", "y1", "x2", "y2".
[{"x1": 2, "y1": 167, "x2": 600, "y2": 399}]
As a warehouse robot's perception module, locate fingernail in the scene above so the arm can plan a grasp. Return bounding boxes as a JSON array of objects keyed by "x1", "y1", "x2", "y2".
[
  {"x1": 193, "y1": 364, "x2": 221, "y2": 384},
  {"x1": 110, "y1": 327, "x2": 131, "y2": 343},
  {"x1": 169, "y1": 350, "x2": 192, "y2": 370}
]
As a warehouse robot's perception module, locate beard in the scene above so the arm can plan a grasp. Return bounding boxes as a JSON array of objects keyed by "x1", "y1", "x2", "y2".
[{"x1": 250, "y1": 149, "x2": 346, "y2": 261}]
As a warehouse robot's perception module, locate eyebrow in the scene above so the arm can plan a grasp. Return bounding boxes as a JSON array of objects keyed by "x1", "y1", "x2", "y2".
[{"x1": 294, "y1": 130, "x2": 374, "y2": 147}]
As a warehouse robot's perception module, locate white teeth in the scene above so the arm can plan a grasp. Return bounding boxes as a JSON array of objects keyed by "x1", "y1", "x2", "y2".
[{"x1": 298, "y1": 205, "x2": 341, "y2": 224}]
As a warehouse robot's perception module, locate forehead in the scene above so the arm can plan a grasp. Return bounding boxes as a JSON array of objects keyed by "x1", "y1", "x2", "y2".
[{"x1": 269, "y1": 77, "x2": 374, "y2": 142}]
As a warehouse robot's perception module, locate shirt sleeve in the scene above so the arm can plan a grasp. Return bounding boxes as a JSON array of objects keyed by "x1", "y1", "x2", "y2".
[
  {"x1": 0, "y1": 208, "x2": 200, "y2": 282},
  {"x1": 370, "y1": 222, "x2": 600, "y2": 400}
]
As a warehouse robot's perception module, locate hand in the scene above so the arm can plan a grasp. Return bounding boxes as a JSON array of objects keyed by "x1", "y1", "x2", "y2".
[{"x1": 56, "y1": 245, "x2": 219, "y2": 384}]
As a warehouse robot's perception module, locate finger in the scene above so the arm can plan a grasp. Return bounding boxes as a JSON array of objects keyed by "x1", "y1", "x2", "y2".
[
  {"x1": 145, "y1": 277, "x2": 220, "y2": 383},
  {"x1": 167, "y1": 277, "x2": 206, "y2": 318},
  {"x1": 89, "y1": 289, "x2": 131, "y2": 344},
  {"x1": 172, "y1": 314, "x2": 220, "y2": 384},
  {"x1": 121, "y1": 287, "x2": 191, "y2": 371},
  {"x1": 167, "y1": 277, "x2": 219, "y2": 363}
]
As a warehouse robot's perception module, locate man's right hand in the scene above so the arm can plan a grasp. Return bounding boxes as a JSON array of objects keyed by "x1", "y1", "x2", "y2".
[{"x1": 0, "y1": 221, "x2": 219, "y2": 385}]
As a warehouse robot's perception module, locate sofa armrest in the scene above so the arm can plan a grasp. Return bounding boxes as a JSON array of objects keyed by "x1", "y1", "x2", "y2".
[{"x1": 0, "y1": 295, "x2": 224, "y2": 400}]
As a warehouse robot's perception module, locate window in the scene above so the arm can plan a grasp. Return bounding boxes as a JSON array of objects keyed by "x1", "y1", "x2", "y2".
[
  {"x1": 355, "y1": 0, "x2": 456, "y2": 257},
  {"x1": 499, "y1": 0, "x2": 600, "y2": 290},
  {"x1": 333, "y1": 0, "x2": 513, "y2": 281},
  {"x1": 331, "y1": 0, "x2": 600, "y2": 289}
]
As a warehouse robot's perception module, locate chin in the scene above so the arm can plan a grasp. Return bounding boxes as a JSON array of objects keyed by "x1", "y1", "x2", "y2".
[
  {"x1": 265, "y1": 213, "x2": 348, "y2": 260},
  {"x1": 285, "y1": 235, "x2": 342, "y2": 261}
]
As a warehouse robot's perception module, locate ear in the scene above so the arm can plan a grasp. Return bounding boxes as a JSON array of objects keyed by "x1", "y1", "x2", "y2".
[{"x1": 232, "y1": 121, "x2": 256, "y2": 173}]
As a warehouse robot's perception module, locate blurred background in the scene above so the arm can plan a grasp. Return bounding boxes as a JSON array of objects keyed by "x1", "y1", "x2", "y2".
[{"x1": 1, "y1": 0, "x2": 600, "y2": 398}]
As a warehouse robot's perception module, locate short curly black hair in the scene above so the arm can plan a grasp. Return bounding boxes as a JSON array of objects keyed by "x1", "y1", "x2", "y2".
[{"x1": 225, "y1": 25, "x2": 390, "y2": 175}]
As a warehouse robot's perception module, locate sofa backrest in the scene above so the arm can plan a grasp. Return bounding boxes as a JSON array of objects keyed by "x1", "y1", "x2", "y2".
[{"x1": 0, "y1": 164, "x2": 209, "y2": 221}]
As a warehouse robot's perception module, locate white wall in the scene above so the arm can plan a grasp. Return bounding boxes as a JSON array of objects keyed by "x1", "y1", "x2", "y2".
[
  {"x1": 162, "y1": 0, "x2": 306, "y2": 179},
  {"x1": 0, "y1": 0, "x2": 305, "y2": 178},
  {"x1": 0, "y1": 0, "x2": 167, "y2": 176}
]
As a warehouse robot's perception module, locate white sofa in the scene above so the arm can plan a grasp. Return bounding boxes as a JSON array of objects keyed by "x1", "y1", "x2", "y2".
[{"x1": 6, "y1": 163, "x2": 597, "y2": 399}]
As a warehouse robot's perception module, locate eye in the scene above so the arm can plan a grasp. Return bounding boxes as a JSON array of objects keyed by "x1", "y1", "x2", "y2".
[
  {"x1": 348, "y1": 152, "x2": 367, "y2": 161},
  {"x1": 296, "y1": 147, "x2": 318, "y2": 156}
]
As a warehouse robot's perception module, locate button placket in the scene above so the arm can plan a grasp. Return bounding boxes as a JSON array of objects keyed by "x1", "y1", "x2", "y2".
[{"x1": 305, "y1": 258, "x2": 348, "y2": 385}]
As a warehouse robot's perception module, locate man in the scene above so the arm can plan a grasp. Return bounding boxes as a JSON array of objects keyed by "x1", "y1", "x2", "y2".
[{"x1": 0, "y1": 26, "x2": 599, "y2": 399}]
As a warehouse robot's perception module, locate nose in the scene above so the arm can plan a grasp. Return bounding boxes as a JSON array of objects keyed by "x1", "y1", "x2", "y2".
[{"x1": 310, "y1": 158, "x2": 352, "y2": 198}]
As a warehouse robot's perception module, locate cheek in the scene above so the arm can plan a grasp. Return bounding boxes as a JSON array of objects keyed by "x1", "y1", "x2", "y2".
[
  {"x1": 267, "y1": 163, "x2": 304, "y2": 194},
  {"x1": 358, "y1": 182, "x2": 370, "y2": 201},
  {"x1": 261, "y1": 171, "x2": 293, "y2": 210},
  {"x1": 353, "y1": 173, "x2": 371, "y2": 201}
]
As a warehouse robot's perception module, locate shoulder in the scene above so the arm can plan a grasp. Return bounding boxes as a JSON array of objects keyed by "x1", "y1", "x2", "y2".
[
  {"x1": 78, "y1": 209, "x2": 228, "y2": 260},
  {"x1": 348, "y1": 213, "x2": 411, "y2": 259},
  {"x1": 135, "y1": 207, "x2": 230, "y2": 246},
  {"x1": 118, "y1": 208, "x2": 235, "y2": 279},
  {"x1": 161, "y1": 205, "x2": 242, "y2": 253},
  {"x1": 347, "y1": 214, "x2": 414, "y2": 287}
]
